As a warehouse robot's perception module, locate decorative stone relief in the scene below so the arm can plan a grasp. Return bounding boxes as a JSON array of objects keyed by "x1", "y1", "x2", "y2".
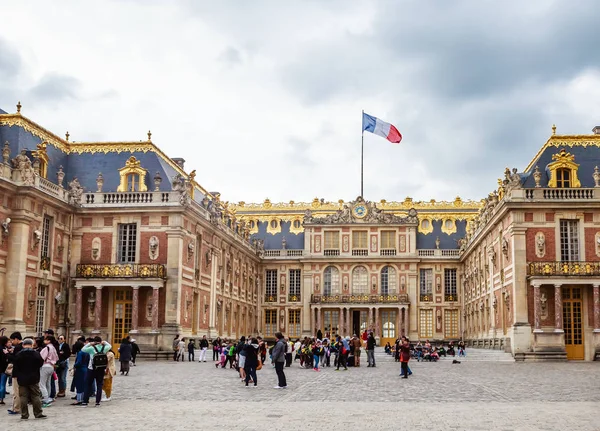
[
  {"x1": 342, "y1": 235, "x2": 349, "y2": 252},
  {"x1": 540, "y1": 290, "x2": 548, "y2": 320},
  {"x1": 314, "y1": 236, "x2": 321, "y2": 252},
  {"x1": 91, "y1": 237, "x2": 101, "y2": 261},
  {"x1": 501, "y1": 238, "x2": 509, "y2": 260},
  {"x1": 535, "y1": 232, "x2": 546, "y2": 258},
  {"x1": 149, "y1": 235, "x2": 159, "y2": 260},
  {"x1": 370, "y1": 235, "x2": 377, "y2": 252},
  {"x1": 280, "y1": 309, "x2": 285, "y2": 330},
  {"x1": 595, "y1": 232, "x2": 600, "y2": 258},
  {"x1": 68, "y1": 177, "x2": 84, "y2": 206},
  {"x1": 399, "y1": 235, "x2": 406, "y2": 253},
  {"x1": 314, "y1": 276, "x2": 320, "y2": 292}
]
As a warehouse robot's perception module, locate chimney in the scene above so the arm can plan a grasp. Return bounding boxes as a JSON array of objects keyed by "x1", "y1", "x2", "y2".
[
  {"x1": 593, "y1": 126, "x2": 600, "y2": 135},
  {"x1": 172, "y1": 158, "x2": 185, "y2": 169}
]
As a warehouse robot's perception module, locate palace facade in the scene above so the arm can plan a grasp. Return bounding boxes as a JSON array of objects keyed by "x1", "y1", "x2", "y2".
[{"x1": 0, "y1": 103, "x2": 599, "y2": 361}]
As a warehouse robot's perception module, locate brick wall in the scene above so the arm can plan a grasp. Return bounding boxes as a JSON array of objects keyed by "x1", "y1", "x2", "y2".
[
  {"x1": 81, "y1": 232, "x2": 112, "y2": 264},
  {"x1": 584, "y1": 227, "x2": 600, "y2": 262},
  {"x1": 139, "y1": 231, "x2": 168, "y2": 264}
]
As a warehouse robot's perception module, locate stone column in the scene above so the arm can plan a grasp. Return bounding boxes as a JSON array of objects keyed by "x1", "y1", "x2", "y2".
[
  {"x1": 74, "y1": 286, "x2": 83, "y2": 332},
  {"x1": 93, "y1": 286, "x2": 102, "y2": 333},
  {"x1": 400, "y1": 307, "x2": 405, "y2": 336},
  {"x1": 554, "y1": 284, "x2": 563, "y2": 332},
  {"x1": 130, "y1": 285, "x2": 140, "y2": 333},
  {"x1": 2, "y1": 217, "x2": 30, "y2": 330},
  {"x1": 594, "y1": 284, "x2": 600, "y2": 332},
  {"x1": 368, "y1": 307, "x2": 374, "y2": 332},
  {"x1": 375, "y1": 307, "x2": 380, "y2": 337},
  {"x1": 151, "y1": 286, "x2": 160, "y2": 332},
  {"x1": 533, "y1": 283, "x2": 542, "y2": 332},
  {"x1": 339, "y1": 307, "x2": 344, "y2": 336},
  {"x1": 316, "y1": 307, "x2": 321, "y2": 334}
]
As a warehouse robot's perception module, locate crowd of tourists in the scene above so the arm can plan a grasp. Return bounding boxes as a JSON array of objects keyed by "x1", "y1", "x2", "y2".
[{"x1": 0, "y1": 328, "x2": 140, "y2": 420}]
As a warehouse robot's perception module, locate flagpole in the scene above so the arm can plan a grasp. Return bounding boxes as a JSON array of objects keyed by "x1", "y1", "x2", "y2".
[{"x1": 361, "y1": 110, "x2": 364, "y2": 198}]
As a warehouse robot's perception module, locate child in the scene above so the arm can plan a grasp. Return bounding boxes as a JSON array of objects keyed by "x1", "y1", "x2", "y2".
[
  {"x1": 312, "y1": 341, "x2": 323, "y2": 371},
  {"x1": 187, "y1": 339, "x2": 195, "y2": 362}
]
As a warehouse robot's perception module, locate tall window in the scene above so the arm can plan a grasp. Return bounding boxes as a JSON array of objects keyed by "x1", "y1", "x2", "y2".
[
  {"x1": 40, "y1": 215, "x2": 52, "y2": 260},
  {"x1": 126, "y1": 173, "x2": 141, "y2": 191},
  {"x1": 419, "y1": 269, "x2": 433, "y2": 301},
  {"x1": 323, "y1": 266, "x2": 340, "y2": 295},
  {"x1": 288, "y1": 310, "x2": 301, "y2": 337},
  {"x1": 352, "y1": 231, "x2": 368, "y2": 249},
  {"x1": 117, "y1": 223, "x2": 137, "y2": 263},
  {"x1": 381, "y1": 266, "x2": 397, "y2": 295},
  {"x1": 560, "y1": 220, "x2": 580, "y2": 261},
  {"x1": 444, "y1": 268, "x2": 457, "y2": 301},
  {"x1": 444, "y1": 309, "x2": 459, "y2": 338},
  {"x1": 381, "y1": 230, "x2": 395, "y2": 249},
  {"x1": 381, "y1": 310, "x2": 397, "y2": 338},
  {"x1": 352, "y1": 266, "x2": 368, "y2": 294},
  {"x1": 556, "y1": 168, "x2": 571, "y2": 188},
  {"x1": 419, "y1": 309, "x2": 433, "y2": 338},
  {"x1": 264, "y1": 310, "x2": 277, "y2": 336},
  {"x1": 35, "y1": 285, "x2": 47, "y2": 336},
  {"x1": 324, "y1": 231, "x2": 339, "y2": 249},
  {"x1": 289, "y1": 269, "x2": 301, "y2": 301},
  {"x1": 265, "y1": 269, "x2": 277, "y2": 301}
]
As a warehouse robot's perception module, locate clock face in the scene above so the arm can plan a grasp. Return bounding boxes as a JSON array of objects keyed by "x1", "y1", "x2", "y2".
[{"x1": 353, "y1": 204, "x2": 368, "y2": 219}]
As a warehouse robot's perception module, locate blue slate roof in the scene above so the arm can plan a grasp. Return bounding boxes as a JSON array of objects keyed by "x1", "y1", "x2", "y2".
[
  {"x1": 250, "y1": 221, "x2": 305, "y2": 250},
  {"x1": 522, "y1": 144, "x2": 600, "y2": 188},
  {"x1": 416, "y1": 219, "x2": 467, "y2": 250}
]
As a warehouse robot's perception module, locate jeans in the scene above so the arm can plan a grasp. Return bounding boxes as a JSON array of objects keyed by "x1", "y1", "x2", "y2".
[
  {"x1": 84, "y1": 368, "x2": 105, "y2": 405},
  {"x1": 367, "y1": 349, "x2": 375, "y2": 366},
  {"x1": 39, "y1": 364, "x2": 54, "y2": 403},
  {"x1": 313, "y1": 355, "x2": 320, "y2": 369},
  {"x1": 213, "y1": 348, "x2": 219, "y2": 361},
  {"x1": 188, "y1": 351, "x2": 195, "y2": 362},
  {"x1": 244, "y1": 365, "x2": 257, "y2": 386},
  {"x1": 336, "y1": 353, "x2": 347, "y2": 370},
  {"x1": 0, "y1": 373, "x2": 7, "y2": 400},
  {"x1": 57, "y1": 359, "x2": 69, "y2": 392},
  {"x1": 275, "y1": 361, "x2": 287, "y2": 387},
  {"x1": 400, "y1": 365, "x2": 412, "y2": 376},
  {"x1": 400, "y1": 361, "x2": 409, "y2": 378}
]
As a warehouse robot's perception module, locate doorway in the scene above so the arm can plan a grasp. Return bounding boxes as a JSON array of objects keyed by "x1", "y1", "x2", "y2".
[
  {"x1": 352, "y1": 310, "x2": 367, "y2": 337},
  {"x1": 562, "y1": 287, "x2": 584, "y2": 360},
  {"x1": 112, "y1": 289, "x2": 133, "y2": 357}
]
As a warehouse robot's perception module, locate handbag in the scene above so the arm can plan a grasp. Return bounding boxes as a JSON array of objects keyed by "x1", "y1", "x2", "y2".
[
  {"x1": 5, "y1": 363, "x2": 13, "y2": 376},
  {"x1": 256, "y1": 358, "x2": 263, "y2": 371}
]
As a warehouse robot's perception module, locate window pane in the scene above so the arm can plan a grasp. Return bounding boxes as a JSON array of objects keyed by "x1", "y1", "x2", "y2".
[
  {"x1": 265, "y1": 270, "x2": 278, "y2": 299},
  {"x1": 560, "y1": 220, "x2": 579, "y2": 262},
  {"x1": 381, "y1": 231, "x2": 395, "y2": 249},
  {"x1": 419, "y1": 269, "x2": 433, "y2": 295},
  {"x1": 324, "y1": 231, "x2": 339, "y2": 249},
  {"x1": 324, "y1": 266, "x2": 340, "y2": 295},
  {"x1": 352, "y1": 231, "x2": 368, "y2": 249},
  {"x1": 117, "y1": 223, "x2": 137, "y2": 263},
  {"x1": 419, "y1": 309, "x2": 433, "y2": 338},
  {"x1": 444, "y1": 268, "x2": 457, "y2": 298},
  {"x1": 352, "y1": 266, "x2": 368, "y2": 294}
]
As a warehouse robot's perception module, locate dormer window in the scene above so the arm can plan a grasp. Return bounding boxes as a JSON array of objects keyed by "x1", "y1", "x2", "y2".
[
  {"x1": 547, "y1": 149, "x2": 580, "y2": 189},
  {"x1": 117, "y1": 156, "x2": 148, "y2": 192},
  {"x1": 126, "y1": 173, "x2": 141, "y2": 191}
]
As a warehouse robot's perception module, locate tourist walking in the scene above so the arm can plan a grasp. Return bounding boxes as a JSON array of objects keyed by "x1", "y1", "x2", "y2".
[
  {"x1": 71, "y1": 341, "x2": 89, "y2": 405},
  {"x1": 39, "y1": 335, "x2": 59, "y2": 406},
  {"x1": 119, "y1": 337, "x2": 132, "y2": 375},
  {"x1": 399, "y1": 336, "x2": 411, "y2": 379},
  {"x1": 237, "y1": 336, "x2": 247, "y2": 380},
  {"x1": 335, "y1": 336, "x2": 348, "y2": 371},
  {"x1": 177, "y1": 337, "x2": 186, "y2": 362},
  {"x1": 272, "y1": 332, "x2": 287, "y2": 389},
  {"x1": 212, "y1": 337, "x2": 221, "y2": 361},
  {"x1": 102, "y1": 350, "x2": 117, "y2": 402},
  {"x1": 131, "y1": 339, "x2": 140, "y2": 366},
  {"x1": 56, "y1": 335, "x2": 71, "y2": 398},
  {"x1": 285, "y1": 337, "x2": 293, "y2": 367},
  {"x1": 172, "y1": 334, "x2": 180, "y2": 361},
  {"x1": 243, "y1": 338, "x2": 259, "y2": 387},
  {"x1": 12, "y1": 338, "x2": 46, "y2": 420},
  {"x1": 352, "y1": 334, "x2": 362, "y2": 367},
  {"x1": 199, "y1": 335, "x2": 208, "y2": 362},
  {"x1": 312, "y1": 340, "x2": 323, "y2": 371},
  {"x1": 366, "y1": 332, "x2": 376, "y2": 367},
  {"x1": 81, "y1": 336, "x2": 111, "y2": 406}
]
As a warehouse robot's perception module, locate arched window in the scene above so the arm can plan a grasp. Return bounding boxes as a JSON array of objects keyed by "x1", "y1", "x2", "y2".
[
  {"x1": 126, "y1": 173, "x2": 140, "y2": 191},
  {"x1": 352, "y1": 266, "x2": 368, "y2": 294},
  {"x1": 556, "y1": 168, "x2": 571, "y2": 188},
  {"x1": 381, "y1": 266, "x2": 397, "y2": 295},
  {"x1": 323, "y1": 266, "x2": 340, "y2": 296}
]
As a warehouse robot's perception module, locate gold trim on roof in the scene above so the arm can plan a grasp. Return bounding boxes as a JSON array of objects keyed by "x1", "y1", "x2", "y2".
[
  {"x1": 524, "y1": 133, "x2": 600, "y2": 173},
  {"x1": 0, "y1": 113, "x2": 212, "y2": 199}
]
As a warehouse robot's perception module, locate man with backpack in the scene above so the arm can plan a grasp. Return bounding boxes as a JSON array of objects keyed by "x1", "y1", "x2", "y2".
[
  {"x1": 81, "y1": 336, "x2": 111, "y2": 406},
  {"x1": 271, "y1": 332, "x2": 287, "y2": 389}
]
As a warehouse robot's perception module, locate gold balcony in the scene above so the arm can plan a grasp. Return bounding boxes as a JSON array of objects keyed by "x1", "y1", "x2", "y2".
[
  {"x1": 528, "y1": 261, "x2": 600, "y2": 277},
  {"x1": 311, "y1": 294, "x2": 409, "y2": 304},
  {"x1": 76, "y1": 263, "x2": 167, "y2": 279}
]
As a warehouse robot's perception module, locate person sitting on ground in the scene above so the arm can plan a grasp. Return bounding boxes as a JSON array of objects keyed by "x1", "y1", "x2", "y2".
[
  {"x1": 384, "y1": 342, "x2": 392, "y2": 355},
  {"x1": 430, "y1": 348, "x2": 440, "y2": 362}
]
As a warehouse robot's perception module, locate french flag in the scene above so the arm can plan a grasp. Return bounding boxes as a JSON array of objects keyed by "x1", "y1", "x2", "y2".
[{"x1": 362, "y1": 112, "x2": 402, "y2": 143}]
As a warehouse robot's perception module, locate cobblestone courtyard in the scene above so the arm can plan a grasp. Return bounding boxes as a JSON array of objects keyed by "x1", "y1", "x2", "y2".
[{"x1": 7, "y1": 350, "x2": 600, "y2": 430}]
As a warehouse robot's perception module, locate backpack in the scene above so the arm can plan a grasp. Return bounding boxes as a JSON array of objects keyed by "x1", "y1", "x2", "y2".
[{"x1": 92, "y1": 344, "x2": 108, "y2": 369}]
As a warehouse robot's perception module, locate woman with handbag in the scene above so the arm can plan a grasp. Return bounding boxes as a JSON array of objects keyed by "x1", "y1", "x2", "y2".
[
  {"x1": 243, "y1": 338, "x2": 259, "y2": 387},
  {"x1": 102, "y1": 350, "x2": 117, "y2": 401}
]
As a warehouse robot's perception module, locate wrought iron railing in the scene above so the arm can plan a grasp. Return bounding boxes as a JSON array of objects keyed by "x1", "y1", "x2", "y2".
[
  {"x1": 528, "y1": 261, "x2": 600, "y2": 276},
  {"x1": 420, "y1": 294, "x2": 433, "y2": 302},
  {"x1": 445, "y1": 294, "x2": 458, "y2": 302},
  {"x1": 76, "y1": 263, "x2": 167, "y2": 279},
  {"x1": 311, "y1": 294, "x2": 409, "y2": 304},
  {"x1": 288, "y1": 294, "x2": 301, "y2": 302},
  {"x1": 264, "y1": 294, "x2": 277, "y2": 303}
]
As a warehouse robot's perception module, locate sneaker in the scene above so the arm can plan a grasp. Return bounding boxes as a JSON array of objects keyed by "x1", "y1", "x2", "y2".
[
  {"x1": 41, "y1": 403, "x2": 52, "y2": 408},
  {"x1": 95, "y1": 403, "x2": 100, "y2": 407},
  {"x1": 8, "y1": 410, "x2": 19, "y2": 415},
  {"x1": 273, "y1": 386, "x2": 282, "y2": 389},
  {"x1": 20, "y1": 416, "x2": 28, "y2": 420},
  {"x1": 79, "y1": 403, "x2": 88, "y2": 407},
  {"x1": 35, "y1": 415, "x2": 48, "y2": 419}
]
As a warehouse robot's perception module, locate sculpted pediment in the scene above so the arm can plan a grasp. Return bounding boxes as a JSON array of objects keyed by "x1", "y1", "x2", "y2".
[{"x1": 303, "y1": 196, "x2": 418, "y2": 225}]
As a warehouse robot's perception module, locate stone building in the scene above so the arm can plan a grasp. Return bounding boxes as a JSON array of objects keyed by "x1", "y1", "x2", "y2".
[{"x1": 0, "y1": 103, "x2": 599, "y2": 360}]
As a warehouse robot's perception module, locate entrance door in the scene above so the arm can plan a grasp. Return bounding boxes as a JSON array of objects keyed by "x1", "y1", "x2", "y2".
[
  {"x1": 112, "y1": 289, "x2": 133, "y2": 357},
  {"x1": 351, "y1": 310, "x2": 367, "y2": 337},
  {"x1": 562, "y1": 287, "x2": 584, "y2": 360}
]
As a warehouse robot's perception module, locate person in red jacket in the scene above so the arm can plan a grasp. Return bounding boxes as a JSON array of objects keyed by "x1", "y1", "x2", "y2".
[{"x1": 399, "y1": 336, "x2": 411, "y2": 379}]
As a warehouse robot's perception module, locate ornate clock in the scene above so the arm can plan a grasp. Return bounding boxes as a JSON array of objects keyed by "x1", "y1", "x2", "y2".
[{"x1": 352, "y1": 203, "x2": 368, "y2": 219}]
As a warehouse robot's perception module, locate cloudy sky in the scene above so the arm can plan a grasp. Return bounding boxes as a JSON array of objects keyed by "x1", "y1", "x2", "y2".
[{"x1": 2, "y1": 1, "x2": 600, "y2": 204}]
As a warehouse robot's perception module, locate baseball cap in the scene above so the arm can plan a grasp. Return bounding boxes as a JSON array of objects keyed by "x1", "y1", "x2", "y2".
[{"x1": 44, "y1": 329, "x2": 55, "y2": 335}]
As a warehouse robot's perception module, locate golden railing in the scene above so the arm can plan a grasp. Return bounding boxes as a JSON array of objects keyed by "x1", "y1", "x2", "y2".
[
  {"x1": 311, "y1": 294, "x2": 409, "y2": 304},
  {"x1": 76, "y1": 263, "x2": 167, "y2": 279},
  {"x1": 528, "y1": 261, "x2": 600, "y2": 276}
]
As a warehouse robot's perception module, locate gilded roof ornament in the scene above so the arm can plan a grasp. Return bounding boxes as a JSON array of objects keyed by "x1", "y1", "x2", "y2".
[
  {"x1": 552, "y1": 124, "x2": 556, "y2": 135},
  {"x1": 65, "y1": 131, "x2": 70, "y2": 142},
  {"x1": 147, "y1": 130, "x2": 152, "y2": 141},
  {"x1": 16, "y1": 101, "x2": 21, "y2": 114}
]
